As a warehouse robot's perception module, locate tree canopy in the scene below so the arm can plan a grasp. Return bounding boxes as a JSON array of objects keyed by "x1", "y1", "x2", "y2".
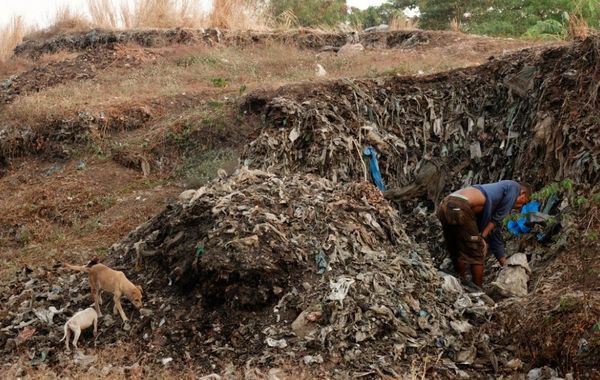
[{"x1": 349, "y1": 0, "x2": 600, "y2": 37}]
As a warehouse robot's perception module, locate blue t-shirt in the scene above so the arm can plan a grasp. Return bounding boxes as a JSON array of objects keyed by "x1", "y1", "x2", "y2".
[{"x1": 473, "y1": 180, "x2": 521, "y2": 259}]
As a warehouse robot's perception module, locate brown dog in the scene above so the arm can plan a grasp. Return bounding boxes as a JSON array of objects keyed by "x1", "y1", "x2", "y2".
[{"x1": 65, "y1": 260, "x2": 143, "y2": 321}]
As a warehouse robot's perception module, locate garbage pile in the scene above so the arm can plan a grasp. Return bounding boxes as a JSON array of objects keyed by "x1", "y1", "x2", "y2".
[
  {"x1": 243, "y1": 36, "x2": 600, "y2": 192},
  {"x1": 107, "y1": 168, "x2": 494, "y2": 375},
  {"x1": 0, "y1": 265, "x2": 132, "y2": 371},
  {"x1": 0, "y1": 168, "x2": 497, "y2": 376}
]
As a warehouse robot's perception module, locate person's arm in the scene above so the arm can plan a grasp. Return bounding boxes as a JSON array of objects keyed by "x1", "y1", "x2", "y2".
[
  {"x1": 481, "y1": 221, "x2": 495, "y2": 238},
  {"x1": 487, "y1": 230, "x2": 506, "y2": 265}
]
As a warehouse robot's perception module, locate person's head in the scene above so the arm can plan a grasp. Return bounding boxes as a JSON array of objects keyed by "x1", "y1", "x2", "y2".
[{"x1": 514, "y1": 183, "x2": 532, "y2": 209}]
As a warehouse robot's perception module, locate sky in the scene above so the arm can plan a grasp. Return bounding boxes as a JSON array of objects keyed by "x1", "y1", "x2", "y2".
[{"x1": 0, "y1": 0, "x2": 390, "y2": 27}]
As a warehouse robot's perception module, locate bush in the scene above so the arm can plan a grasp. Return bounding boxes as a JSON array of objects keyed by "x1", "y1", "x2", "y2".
[{"x1": 525, "y1": 19, "x2": 567, "y2": 39}]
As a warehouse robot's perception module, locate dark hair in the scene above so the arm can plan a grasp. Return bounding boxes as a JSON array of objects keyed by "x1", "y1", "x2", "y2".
[{"x1": 520, "y1": 183, "x2": 532, "y2": 197}]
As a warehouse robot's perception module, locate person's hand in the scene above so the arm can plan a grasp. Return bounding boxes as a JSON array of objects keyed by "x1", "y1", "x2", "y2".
[
  {"x1": 481, "y1": 237, "x2": 488, "y2": 256},
  {"x1": 498, "y1": 256, "x2": 507, "y2": 266}
]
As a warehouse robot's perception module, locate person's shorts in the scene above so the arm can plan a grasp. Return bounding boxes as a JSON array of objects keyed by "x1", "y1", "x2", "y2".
[{"x1": 437, "y1": 195, "x2": 486, "y2": 265}]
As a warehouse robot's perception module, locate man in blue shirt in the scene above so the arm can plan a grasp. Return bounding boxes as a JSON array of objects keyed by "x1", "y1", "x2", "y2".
[{"x1": 437, "y1": 180, "x2": 531, "y2": 287}]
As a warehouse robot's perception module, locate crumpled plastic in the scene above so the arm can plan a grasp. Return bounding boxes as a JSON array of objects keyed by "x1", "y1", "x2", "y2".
[
  {"x1": 490, "y1": 253, "x2": 531, "y2": 298},
  {"x1": 327, "y1": 276, "x2": 355, "y2": 303}
]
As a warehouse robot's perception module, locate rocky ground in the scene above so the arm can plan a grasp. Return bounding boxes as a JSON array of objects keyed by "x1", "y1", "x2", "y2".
[{"x1": 0, "y1": 29, "x2": 598, "y2": 379}]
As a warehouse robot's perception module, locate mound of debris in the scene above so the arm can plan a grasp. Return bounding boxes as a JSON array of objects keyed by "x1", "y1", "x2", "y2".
[
  {"x1": 0, "y1": 168, "x2": 496, "y2": 377},
  {"x1": 243, "y1": 36, "x2": 600, "y2": 194},
  {"x1": 110, "y1": 168, "x2": 493, "y2": 376}
]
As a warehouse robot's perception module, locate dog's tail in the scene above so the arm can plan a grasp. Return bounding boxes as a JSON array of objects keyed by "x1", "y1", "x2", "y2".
[
  {"x1": 64, "y1": 263, "x2": 91, "y2": 273},
  {"x1": 64, "y1": 258, "x2": 98, "y2": 272},
  {"x1": 59, "y1": 323, "x2": 68, "y2": 342}
]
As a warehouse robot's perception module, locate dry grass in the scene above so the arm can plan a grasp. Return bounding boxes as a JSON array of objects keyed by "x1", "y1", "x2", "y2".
[
  {"x1": 26, "y1": 5, "x2": 92, "y2": 41},
  {"x1": 0, "y1": 16, "x2": 26, "y2": 62},
  {"x1": 87, "y1": 0, "x2": 269, "y2": 30},
  {"x1": 567, "y1": 14, "x2": 591, "y2": 39},
  {"x1": 208, "y1": 0, "x2": 271, "y2": 30},
  {"x1": 88, "y1": 0, "x2": 121, "y2": 29},
  {"x1": 0, "y1": 35, "x2": 539, "y2": 125},
  {"x1": 449, "y1": 17, "x2": 461, "y2": 33},
  {"x1": 389, "y1": 15, "x2": 418, "y2": 31},
  {"x1": 121, "y1": 0, "x2": 204, "y2": 28}
]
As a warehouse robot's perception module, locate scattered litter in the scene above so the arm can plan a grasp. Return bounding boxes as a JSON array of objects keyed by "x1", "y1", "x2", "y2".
[
  {"x1": 315, "y1": 64, "x2": 327, "y2": 77},
  {"x1": 490, "y1": 253, "x2": 531, "y2": 298},
  {"x1": 15, "y1": 326, "x2": 36, "y2": 346},
  {"x1": 198, "y1": 375, "x2": 222, "y2": 380},
  {"x1": 265, "y1": 338, "x2": 287, "y2": 348},
  {"x1": 34, "y1": 306, "x2": 63, "y2": 325},
  {"x1": 527, "y1": 366, "x2": 560, "y2": 380},
  {"x1": 327, "y1": 277, "x2": 355, "y2": 303},
  {"x1": 337, "y1": 43, "x2": 364, "y2": 56},
  {"x1": 506, "y1": 358, "x2": 523, "y2": 370},
  {"x1": 450, "y1": 320, "x2": 473, "y2": 334},
  {"x1": 139, "y1": 308, "x2": 154, "y2": 318},
  {"x1": 314, "y1": 250, "x2": 328, "y2": 274},
  {"x1": 291, "y1": 307, "x2": 321, "y2": 339},
  {"x1": 363, "y1": 146, "x2": 385, "y2": 191},
  {"x1": 303, "y1": 354, "x2": 324, "y2": 365},
  {"x1": 74, "y1": 352, "x2": 97, "y2": 368},
  {"x1": 456, "y1": 346, "x2": 477, "y2": 365}
]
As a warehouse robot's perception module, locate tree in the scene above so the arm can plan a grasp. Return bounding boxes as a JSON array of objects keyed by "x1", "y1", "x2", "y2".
[
  {"x1": 349, "y1": 4, "x2": 406, "y2": 28},
  {"x1": 379, "y1": 0, "x2": 600, "y2": 37},
  {"x1": 269, "y1": 0, "x2": 348, "y2": 27}
]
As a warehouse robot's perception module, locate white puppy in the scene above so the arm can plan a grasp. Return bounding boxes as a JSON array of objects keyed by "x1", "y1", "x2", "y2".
[{"x1": 59, "y1": 307, "x2": 98, "y2": 351}]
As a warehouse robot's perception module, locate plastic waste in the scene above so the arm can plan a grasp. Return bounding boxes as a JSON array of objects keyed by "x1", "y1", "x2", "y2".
[
  {"x1": 328, "y1": 277, "x2": 355, "y2": 303},
  {"x1": 363, "y1": 146, "x2": 385, "y2": 191}
]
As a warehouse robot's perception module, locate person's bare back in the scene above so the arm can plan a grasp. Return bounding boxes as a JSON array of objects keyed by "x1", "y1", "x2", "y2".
[{"x1": 453, "y1": 187, "x2": 487, "y2": 214}]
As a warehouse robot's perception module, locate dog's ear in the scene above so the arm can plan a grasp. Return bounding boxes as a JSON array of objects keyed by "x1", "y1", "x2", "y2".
[{"x1": 136, "y1": 285, "x2": 143, "y2": 295}]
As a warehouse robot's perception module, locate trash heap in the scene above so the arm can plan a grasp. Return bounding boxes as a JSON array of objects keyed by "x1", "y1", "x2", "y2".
[
  {"x1": 102, "y1": 167, "x2": 490, "y2": 375},
  {"x1": 243, "y1": 36, "x2": 600, "y2": 191}
]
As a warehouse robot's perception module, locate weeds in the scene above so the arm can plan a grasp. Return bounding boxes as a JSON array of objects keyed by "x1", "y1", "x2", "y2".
[
  {"x1": 211, "y1": 77, "x2": 228, "y2": 88},
  {"x1": 0, "y1": 16, "x2": 26, "y2": 62},
  {"x1": 181, "y1": 149, "x2": 237, "y2": 187},
  {"x1": 531, "y1": 179, "x2": 573, "y2": 201}
]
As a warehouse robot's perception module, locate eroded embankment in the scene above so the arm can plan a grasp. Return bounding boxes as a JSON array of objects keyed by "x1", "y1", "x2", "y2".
[{"x1": 13, "y1": 29, "x2": 457, "y2": 58}]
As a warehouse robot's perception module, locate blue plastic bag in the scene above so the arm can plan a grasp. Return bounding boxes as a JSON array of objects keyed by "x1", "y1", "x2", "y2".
[
  {"x1": 363, "y1": 146, "x2": 385, "y2": 191},
  {"x1": 507, "y1": 200, "x2": 541, "y2": 236}
]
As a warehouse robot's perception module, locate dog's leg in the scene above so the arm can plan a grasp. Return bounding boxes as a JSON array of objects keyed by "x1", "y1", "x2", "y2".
[
  {"x1": 93, "y1": 316, "x2": 98, "y2": 336},
  {"x1": 72, "y1": 326, "x2": 81, "y2": 350},
  {"x1": 91, "y1": 284, "x2": 102, "y2": 317},
  {"x1": 114, "y1": 295, "x2": 128, "y2": 321},
  {"x1": 64, "y1": 325, "x2": 71, "y2": 352}
]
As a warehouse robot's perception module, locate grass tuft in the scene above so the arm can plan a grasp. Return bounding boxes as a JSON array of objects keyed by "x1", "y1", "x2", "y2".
[{"x1": 0, "y1": 16, "x2": 26, "y2": 62}]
